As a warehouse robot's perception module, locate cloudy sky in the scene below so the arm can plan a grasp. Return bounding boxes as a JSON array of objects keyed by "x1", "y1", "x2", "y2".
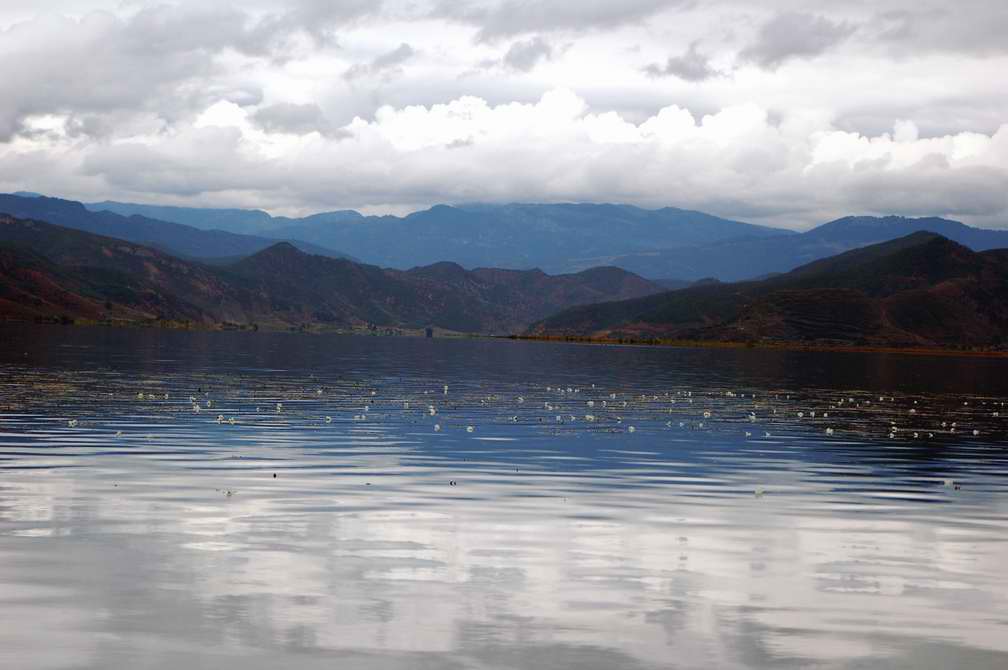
[{"x1": 1, "y1": 0, "x2": 1007, "y2": 228}]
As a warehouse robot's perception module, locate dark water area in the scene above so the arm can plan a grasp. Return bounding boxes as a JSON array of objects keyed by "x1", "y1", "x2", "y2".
[
  {"x1": 1, "y1": 324, "x2": 1007, "y2": 669},
  {"x1": 10, "y1": 324, "x2": 1008, "y2": 395}
]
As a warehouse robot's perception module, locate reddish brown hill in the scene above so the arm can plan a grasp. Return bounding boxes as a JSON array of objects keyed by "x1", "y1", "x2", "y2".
[
  {"x1": 531, "y1": 233, "x2": 1008, "y2": 349},
  {"x1": 0, "y1": 216, "x2": 663, "y2": 333}
]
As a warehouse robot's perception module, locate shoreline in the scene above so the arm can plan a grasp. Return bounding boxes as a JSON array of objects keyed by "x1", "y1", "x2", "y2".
[
  {"x1": 5, "y1": 317, "x2": 1008, "y2": 359},
  {"x1": 0, "y1": 316, "x2": 473, "y2": 339},
  {"x1": 504, "y1": 333, "x2": 1008, "y2": 359}
]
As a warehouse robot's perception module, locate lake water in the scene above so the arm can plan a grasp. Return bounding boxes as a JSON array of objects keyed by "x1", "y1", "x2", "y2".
[{"x1": 1, "y1": 324, "x2": 1007, "y2": 669}]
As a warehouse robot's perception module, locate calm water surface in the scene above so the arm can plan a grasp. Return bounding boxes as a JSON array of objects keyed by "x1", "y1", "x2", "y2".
[{"x1": 1, "y1": 325, "x2": 1007, "y2": 669}]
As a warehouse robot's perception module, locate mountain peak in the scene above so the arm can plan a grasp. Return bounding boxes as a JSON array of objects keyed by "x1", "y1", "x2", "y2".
[
  {"x1": 248, "y1": 241, "x2": 306, "y2": 260},
  {"x1": 810, "y1": 214, "x2": 968, "y2": 235},
  {"x1": 229, "y1": 242, "x2": 313, "y2": 274},
  {"x1": 410, "y1": 260, "x2": 468, "y2": 275}
]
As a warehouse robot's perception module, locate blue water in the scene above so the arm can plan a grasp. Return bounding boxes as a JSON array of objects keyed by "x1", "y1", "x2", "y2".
[{"x1": 1, "y1": 325, "x2": 1007, "y2": 669}]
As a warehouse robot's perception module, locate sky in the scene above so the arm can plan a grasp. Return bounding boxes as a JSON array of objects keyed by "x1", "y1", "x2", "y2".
[{"x1": 1, "y1": 0, "x2": 1007, "y2": 229}]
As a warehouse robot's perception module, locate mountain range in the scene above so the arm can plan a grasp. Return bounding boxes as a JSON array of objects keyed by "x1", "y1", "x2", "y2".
[
  {"x1": 84, "y1": 199, "x2": 790, "y2": 273},
  {"x1": 0, "y1": 194, "x2": 351, "y2": 262},
  {"x1": 9, "y1": 192, "x2": 1008, "y2": 282},
  {"x1": 3, "y1": 203, "x2": 1007, "y2": 350},
  {"x1": 0, "y1": 214, "x2": 662, "y2": 333},
  {"x1": 83, "y1": 197, "x2": 1008, "y2": 280},
  {"x1": 607, "y1": 215, "x2": 1008, "y2": 281},
  {"x1": 531, "y1": 232, "x2": 1008, "y2": 349},
  {"x1": 5, "y1": 190, "x2": 1008, "y2": 351}
]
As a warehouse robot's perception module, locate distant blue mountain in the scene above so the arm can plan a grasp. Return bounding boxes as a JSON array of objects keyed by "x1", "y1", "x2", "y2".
[
  {"x1": 0, "y1": 195, "x2": 353, "y2": 262},
  {"x1": 86, "y1": 201, "x2": 279, "y2": 235},
  {"x1": 806, "y1": 215, "x2": 1008, "y2": 250},
  {"x1": 87, "y1": 200, "x2": 365, "y2": 236},
  {"x1": 605, "y1": 215, "x2": 1008, "y2": 281},
  {"x1": 25, "y1": 193, "x2": 1007, "y2": 281},
  {"x1": 84, "y1": 200, "x2": 791, "y2": 272}
]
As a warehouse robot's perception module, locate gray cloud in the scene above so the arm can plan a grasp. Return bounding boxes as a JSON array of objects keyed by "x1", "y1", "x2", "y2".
[
  {"x1": 503, "y1": 36, "x2": 553, "y2": 71},
  {"x1": 344, "y1": 43, "x2": 416, "y2": 80},
  {"x1": 0, "y1": 4, "x2": 355, "y2": 142},
  {"x1": 875, "y1": 3, "x2": 1008, "y2": 55},
  {"x1": 0, "y1": 0, "x2": 401, "y2": 142},
  {"x1": 246, "y1": 0, "x2": 383, "y2": 47},
  {"x1": 740, "y1": 12, "x2": 856, "y2": 69},
  {"x1": 217, "y1": 86, "x2": 265, "y2": 108},
  {"x1": 373, "y1": 43, "x2": 416, "y2": 69},
  {"x1": 0, "y1": 9, "x2": 214, "y2": 141},
  {"x1": 434, "y1": 0, "x2": 681, "y2": 41},
  {"x1": 643, "y1": 42, "x2": 720, "y2": 81},
  {"x1": 252, "y1": 102, "x2": 346, "y2": 136},
  {"x1": 844, "y1": 162, "x2": 1008, "y2": 218},
  {"x1": 2, "y1": 0, "x2": 1007, "y2": 229}
]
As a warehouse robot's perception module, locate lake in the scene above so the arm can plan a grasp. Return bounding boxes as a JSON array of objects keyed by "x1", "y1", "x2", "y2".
[{"x1": 1, "y1": 324, "x2": 1007, "y2": 669}]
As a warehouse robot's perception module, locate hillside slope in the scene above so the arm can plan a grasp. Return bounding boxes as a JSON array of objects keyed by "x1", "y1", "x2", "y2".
[
  {"x1": 0, "y1": 195, "x2": 351, "y2": 261},
  {"x1": 0, "y1": 215, "x2": 663, "y2": 333},
  {"x1": 531, "y1": 233, "x2": 1008, "y2": 348}
]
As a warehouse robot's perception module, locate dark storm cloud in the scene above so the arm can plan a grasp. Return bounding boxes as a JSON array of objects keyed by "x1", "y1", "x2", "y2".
[
  {"x1": 643, "y1": 42, "x2": 720, "y2": 81},
  {"x1": 740, "y1": 12, "x2": 856, "y2": 69},
  {"x1": 503, "y1": 36, "x2": 553, "y2": 71}
]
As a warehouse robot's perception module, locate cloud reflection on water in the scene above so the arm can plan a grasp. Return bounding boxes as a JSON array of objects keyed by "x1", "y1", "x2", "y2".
[{"x1": 1, "y1": 325, "x2": 1007, "y2": 669}]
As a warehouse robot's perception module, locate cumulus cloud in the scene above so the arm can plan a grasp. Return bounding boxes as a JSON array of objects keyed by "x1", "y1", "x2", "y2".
[
  {"x1": 643, "y1": 42, "x2": 720, "y2": 81},
  {"x1": 344, "y1": 43, "x2": 416, "y2": 80},
  {"x1": 740, "y1": 12, "x2": 856, "y2": 69},
  {"x1": 7, "y1": 89, "x2": 1007, "y2": 229}
]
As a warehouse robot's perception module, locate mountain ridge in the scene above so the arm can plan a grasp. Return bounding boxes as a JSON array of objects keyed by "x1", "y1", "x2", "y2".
[
  {"x1": 0, "y1": 194, "x2": 353, "y2": 263},
  {"x1": 81, "y1": 198, "x2": 792, "y2": 273},
  {"x1": 17, "y1": 192, "x2": 1008, "y2": 282},
  {"x1": 0, "y1": 214, "x2": 664, "y2": 333},
  {"x1": 606, "y1": 215, "x2": 1008, "y2": 281},
  {"x1": 530, "y1": 232, "x2": 1008, "y2": 349}
]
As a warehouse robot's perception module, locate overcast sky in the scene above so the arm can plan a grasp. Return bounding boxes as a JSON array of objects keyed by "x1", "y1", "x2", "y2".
[{"x1": 1, "y1": 0, "x2": 1007, "y2": 228}]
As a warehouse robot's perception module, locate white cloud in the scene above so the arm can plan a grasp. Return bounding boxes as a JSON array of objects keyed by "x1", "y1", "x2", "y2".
[
  {"x1": 5, "y1": 89, "x2": 1007, "y2": 229},
  {"x1": 809, "y1": 124, "x2": 994, "y2": 171}
]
